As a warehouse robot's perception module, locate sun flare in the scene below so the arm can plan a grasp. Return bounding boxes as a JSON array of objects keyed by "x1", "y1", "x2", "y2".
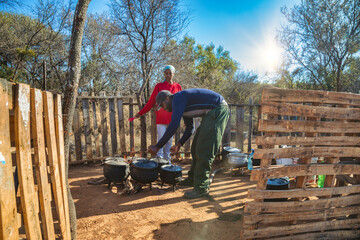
[{"x1": 255, "y1": 37, "x2": 283, "y2": 73}]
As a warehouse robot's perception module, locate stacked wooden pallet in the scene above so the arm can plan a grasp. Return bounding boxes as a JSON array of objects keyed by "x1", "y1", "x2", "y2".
[
  {"x1": 241, "y1": 87, "x2": 360, "y2": 239},
  {"x1": 0, "y1": 80, "x2": 71, "y2": 239}
]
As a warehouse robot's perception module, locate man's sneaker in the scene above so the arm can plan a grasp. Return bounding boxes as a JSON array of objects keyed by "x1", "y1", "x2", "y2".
[
  {"x1": 183, "y1": 189, "x2": 209, "y2": 199},
  {"x1": 179, "y1": 178, "x2": 194, "y2": 187}
]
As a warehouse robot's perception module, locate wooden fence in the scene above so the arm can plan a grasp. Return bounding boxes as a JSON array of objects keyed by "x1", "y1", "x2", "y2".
[
  {"x1": 0, "y1": 80, "x2": 70, "y2": 240},
  {"x1": 69, "y1": 93, "x2": 258, "y2": 164},
  {"x1": 241, "y1": 87, "x2": 360, "y2": 239}
]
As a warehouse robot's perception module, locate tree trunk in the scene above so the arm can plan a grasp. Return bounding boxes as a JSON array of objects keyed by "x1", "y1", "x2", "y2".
[{"x1": 62, "y1": 0, "x2": 91, "y2": 239}]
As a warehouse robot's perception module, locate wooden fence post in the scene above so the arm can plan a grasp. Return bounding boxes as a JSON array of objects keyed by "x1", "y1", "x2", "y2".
[
  {"x1": 109, "y1": 97, "x2": 117, "y2": 155},
  {"x1": 100, "y1": 91, "x2": 109, "y2": 156},
  {"x1": 222, "y1": 106, "x2": 231, "y2": 146},
  {"x1": 129, "y1": 98, "x2": 134, "y2": 152},
  {"x1": 73, "y1": 99, "x2": 82, "y2": 161},
  {"x1": 82, "y1": 92, "x2": 93, "y2": 160},
  {"x1": 248, "y1": 98, "x2": 253, "y2": 153},
  {"x1": 117, "y1": 98, "x2": 126, "y2": 154}
]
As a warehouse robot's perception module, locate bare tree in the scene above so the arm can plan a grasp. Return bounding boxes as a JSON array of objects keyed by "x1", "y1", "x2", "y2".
[
  {"x1": 109, "y1": 0, "x2": 189, "y2": 155},
  {"x1": 62, "y1": 0, "x2": 91, "y2": 239},
  {"x1": 278, "y1": 0, "x2": 360, "y2": 92}
]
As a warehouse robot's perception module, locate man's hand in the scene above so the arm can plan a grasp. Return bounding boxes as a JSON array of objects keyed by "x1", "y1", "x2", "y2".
[
  {"x1": 170, "y1": 143, "x2": 181, "y2": 156},
  {"x1": 147, "y1": 145, "x2": 159, "y2": 155}
]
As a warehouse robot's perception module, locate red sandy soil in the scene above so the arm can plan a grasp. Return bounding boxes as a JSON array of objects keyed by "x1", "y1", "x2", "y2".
[{"x1": 69, "y1": 161, "x2": 256, "y2": 240}]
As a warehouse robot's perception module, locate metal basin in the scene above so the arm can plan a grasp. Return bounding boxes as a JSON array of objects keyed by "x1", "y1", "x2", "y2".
[{"x1": 228, "y1": 153, "x2": 248, "y2": 167}]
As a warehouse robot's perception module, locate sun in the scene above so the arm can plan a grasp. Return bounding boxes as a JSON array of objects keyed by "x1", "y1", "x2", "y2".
[{"x1": 255, "y1": 37, "x2": 283, "y2": 73}]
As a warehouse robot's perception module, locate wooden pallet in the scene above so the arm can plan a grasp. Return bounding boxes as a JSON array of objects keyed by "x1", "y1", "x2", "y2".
[
  {"x1": 241, "y1": 87, "x2": 360, "y2": 239},
  {"x1": 0, "y1": 80, "x2": 71, "y2": 239}
]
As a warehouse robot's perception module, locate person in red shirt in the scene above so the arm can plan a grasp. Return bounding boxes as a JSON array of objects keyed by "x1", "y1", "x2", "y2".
[{"x1": 133, "y1": 65, "x2": 182, "y2": 160}]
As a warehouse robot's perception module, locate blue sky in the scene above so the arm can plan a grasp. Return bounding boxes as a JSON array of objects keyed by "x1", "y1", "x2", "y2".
[{"x1": 88, "y1": 0, "x2": 300, "y2": 76}]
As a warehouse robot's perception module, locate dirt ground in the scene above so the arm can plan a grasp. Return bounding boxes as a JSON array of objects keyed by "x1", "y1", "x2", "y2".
[{"x1": 69, "y1": 160, "x2": 256, "y2": 240}]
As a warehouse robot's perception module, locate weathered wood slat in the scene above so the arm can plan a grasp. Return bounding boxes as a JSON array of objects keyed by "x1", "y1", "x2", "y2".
[
  {"x1": 243, "y1": 205, "x2": 360, "y2": 226},
  {"x1": 247, "y1": 98, "x2": 253, "y2": 152},
  {"x1": 0, "y1": 79, "x2": 19, "y2": 240},
  {"x1": 15, "y1": 84, "x2": 42, "y2": 239},
  {"x1": 261, "y1": 101, "x2": 360, "y2": 120},
  {"x1": 100, "y1": 97, "x2": 109, "y2": 156},
  {"x1": 30, "y1": 88, "x2": 55, "y2": 240},
  {"x1": 129, "y1": 98, "x2": 134, "y2": 151},
  {"x1": 43, "y1": 91, "x2": 68, "y2": 239},
  {"x1": 54, "y1": 94, "x2": 71, "y2": 240},
  {"x1": 253, "y1": 146, "x2": 360, "y2": 159},
  {"x1": 259, "y1": 119, "x2": 360, "y2": 133},
  {"x1": 93, "y1": 99, "x2": 101, "y2": 157},
  {"x1": 150, "y1": 108, "x2": 157, "y2": 147},
  {"x1": 73, "y1": 99, "x2": 82, "y2": 161},
  {"x1": 248, "y1": 184, "x2": 360, "y2": 199},
  {"x1": 274, "y1": 230, "x2": 360, "y2": 240},
  {"x1": 244, "y1": 194, "x2": 360, "y2": 213},
  {"x1": 236, "y1": 107, "x2": 245, "y2": 151},
  {"x1": 256, "y1": 135, "x2": 360, "y2": 146},
  {"x1": 109, "y1": 98, "x2": 117, "y2": 155},
  {"x1": 250, "y1": 164, "x2": 360, "y2": 181},
  {"x1": 241, "y1": 218, "x2": 360, "y2": 239},
  {"x1": 117, "y1": 99, "x2": 126, "y2": 154},
  {"x1": 261, "y1": 87, "x2": 360, "y2": 106},
  {"x1": 82, "y1": 98, "x2": 93, "y2": 160}
]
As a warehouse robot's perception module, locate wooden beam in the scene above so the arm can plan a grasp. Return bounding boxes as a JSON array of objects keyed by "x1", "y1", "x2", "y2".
[
  {"x1": 261, "y1": 101, "x2": 360, "y2": 120},
  {"x1": 0, "y1": 79, "x2": 19, "y2": 240},
  {"x1": 244, "y1": 194, "x2": 360, "y2": 213},
  {"x1": 261, "y1": 87, "x2": 360, "y2": 106},
  {"x1": 250, "y1": 164, "x2": 360, "y2": 181},
  {"x1": 256, "y1": 135, "x2": 360, "y2": 146},
  {"x1": 15, "y1": 84, "x2": 42, "y2": 239},
  {"x1": 258, "y1": 119, "x2": 360, "y2": 133}
]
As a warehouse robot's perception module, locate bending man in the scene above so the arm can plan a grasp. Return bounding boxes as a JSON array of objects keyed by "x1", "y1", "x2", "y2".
[{"x1": 148, "y1": 89, "x2": 229, "y2": 199}]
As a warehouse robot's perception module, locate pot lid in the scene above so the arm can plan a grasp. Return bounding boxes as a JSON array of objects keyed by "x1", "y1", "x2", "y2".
[
  {"x1": 161, "y1": 164, "x2": 182, "y2": 172},
  {"x1": 267, "y1": 177, "x2": 290, "y2": 186},
  {"x1": 104, "y1": 160, "x2": 129, "y2": 166},
  {"x1": 150, "y1": 158, "x2": 169, "y2": 164},
  {"x1": 223, "y1": 146, "x2": 241, "y2": 153},
  {"x1": 228, "y1": 153, "x2": 248, "y2": 157},
  {"x1": 105, "y1": 157, "x2": 126, "y2": 162},
  {"x1": 132, "y1": 159, "x2": 158, "y2": 169}
]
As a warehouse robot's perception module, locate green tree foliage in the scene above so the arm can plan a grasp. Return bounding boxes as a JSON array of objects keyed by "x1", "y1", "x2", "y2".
[
  {"x1": 278, "y1": 0, "x2": 360, "y2": 92},
  {"x1": 0, "y1": 1, "x2": 72, "y2": 90}
]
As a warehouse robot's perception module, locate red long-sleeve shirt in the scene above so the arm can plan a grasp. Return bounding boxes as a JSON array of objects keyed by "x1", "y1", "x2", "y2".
[{"x1": 138, "y1": 81, "x2": 182, "y2": 124}]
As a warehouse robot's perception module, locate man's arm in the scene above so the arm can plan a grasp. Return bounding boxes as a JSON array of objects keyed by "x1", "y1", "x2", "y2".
[{"x1": 178, "y1": 116, "x2": 194, "y2": 146}]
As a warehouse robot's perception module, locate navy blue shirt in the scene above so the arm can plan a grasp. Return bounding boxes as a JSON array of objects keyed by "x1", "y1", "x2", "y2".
[{"x1": 156, "y1": 88, "x2": 224, "y2": 148}]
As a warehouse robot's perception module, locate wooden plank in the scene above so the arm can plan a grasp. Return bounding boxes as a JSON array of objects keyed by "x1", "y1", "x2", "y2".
[
  {"x1": 108, "y1": 98, "x2": 117, "y2": 155},
  {"x1": 30, "y1": 88, "x2": 55, "y2": 240},
  {"x1": 261, "y1": 102, "x2": 360, "y2": 120},
  {"x1": 258, "y1": 119, "x2": 360, "y2": 133},
  {"x1": 222, "y1": 106, "x2": 231, "y2": 146},
  {"x1": 73, "y1": 99, "x2": 82, "y2": 161},
  {"x1": 244, "y1": 194, "x2": 360, "y2": 213},
  {"x1": 54, "y1": 94, "x2": 71, "y2": 240},
  {"x1": 43, "y1": 91, "x2": 68, "y2": 239},
  {"x1": 150, "y1": 108, "x2": 157, "y2": 146},
  {"x1": 236, "y1": 107, "x2": 245, "y2": 151},
  {"x1": 0, "y1": 79, "x2": 19, "y2": 240},
  {"x1": 250, "y1": 164, "x2": 360, "y2": 181},
  {"x1": 100, "y1": 97, "x2": 109, "y2": 156},
  {"x1": 243, "y1": 205, "x2": 360, "y2": 226},
  {"x1": 256, "y1": 135, "x2": 360, "y2": 146},
  {"x1": 253, "y1": 146, "x2": 360, "y2": 159},
  {"x1": 14, "y1": 84, "x2": 42, "y2": 239},
  {"x1": 248, "y1": 184, "x2": 360, "y2": 199},
  {"x1": 247, "y1": 98, "x2": 253, "y2": 153},
  {"x1": 93, "y1": 99, "x2": 101, "y2": 157},
  {"x1": 129, "y1": 98, "x2": 134, "y2": 152},
  {"x1": 241, "y1": 218, "x2": 360, "y2": 239},
  {"x1": 261, "y1": 87, "x2": 360, "y2": 106},
  {"x1": 117, "y1": 99, "x2": 126, "y2": 154},
  {"x1": 82, "y1": 98, "x2": 93, "y2": 160},
  {"x1": 274, "y1": 230, "x2": 360, "y2": 240}
]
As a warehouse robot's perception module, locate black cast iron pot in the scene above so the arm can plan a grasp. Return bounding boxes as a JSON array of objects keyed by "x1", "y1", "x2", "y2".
[
  {"x1": 130, "y1": 159, "x2": 159, "y2": 187},
  {"x1": 150, "y1": 158, "x2": 169, "y2": 170},
  {"x1": 103, "y1": 158, "x2": 129, "y2": 189},
  {"x1": 264, "y1": 177, "x2": 289, "y2": 202},
  {"x1": 159, "y1": 164, "x2": 183, "y2": 191}
]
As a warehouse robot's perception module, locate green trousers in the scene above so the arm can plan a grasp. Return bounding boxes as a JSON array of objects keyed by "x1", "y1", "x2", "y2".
[{"x1": 188, "y1": 104, "x2": 229, "y2": 192}]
